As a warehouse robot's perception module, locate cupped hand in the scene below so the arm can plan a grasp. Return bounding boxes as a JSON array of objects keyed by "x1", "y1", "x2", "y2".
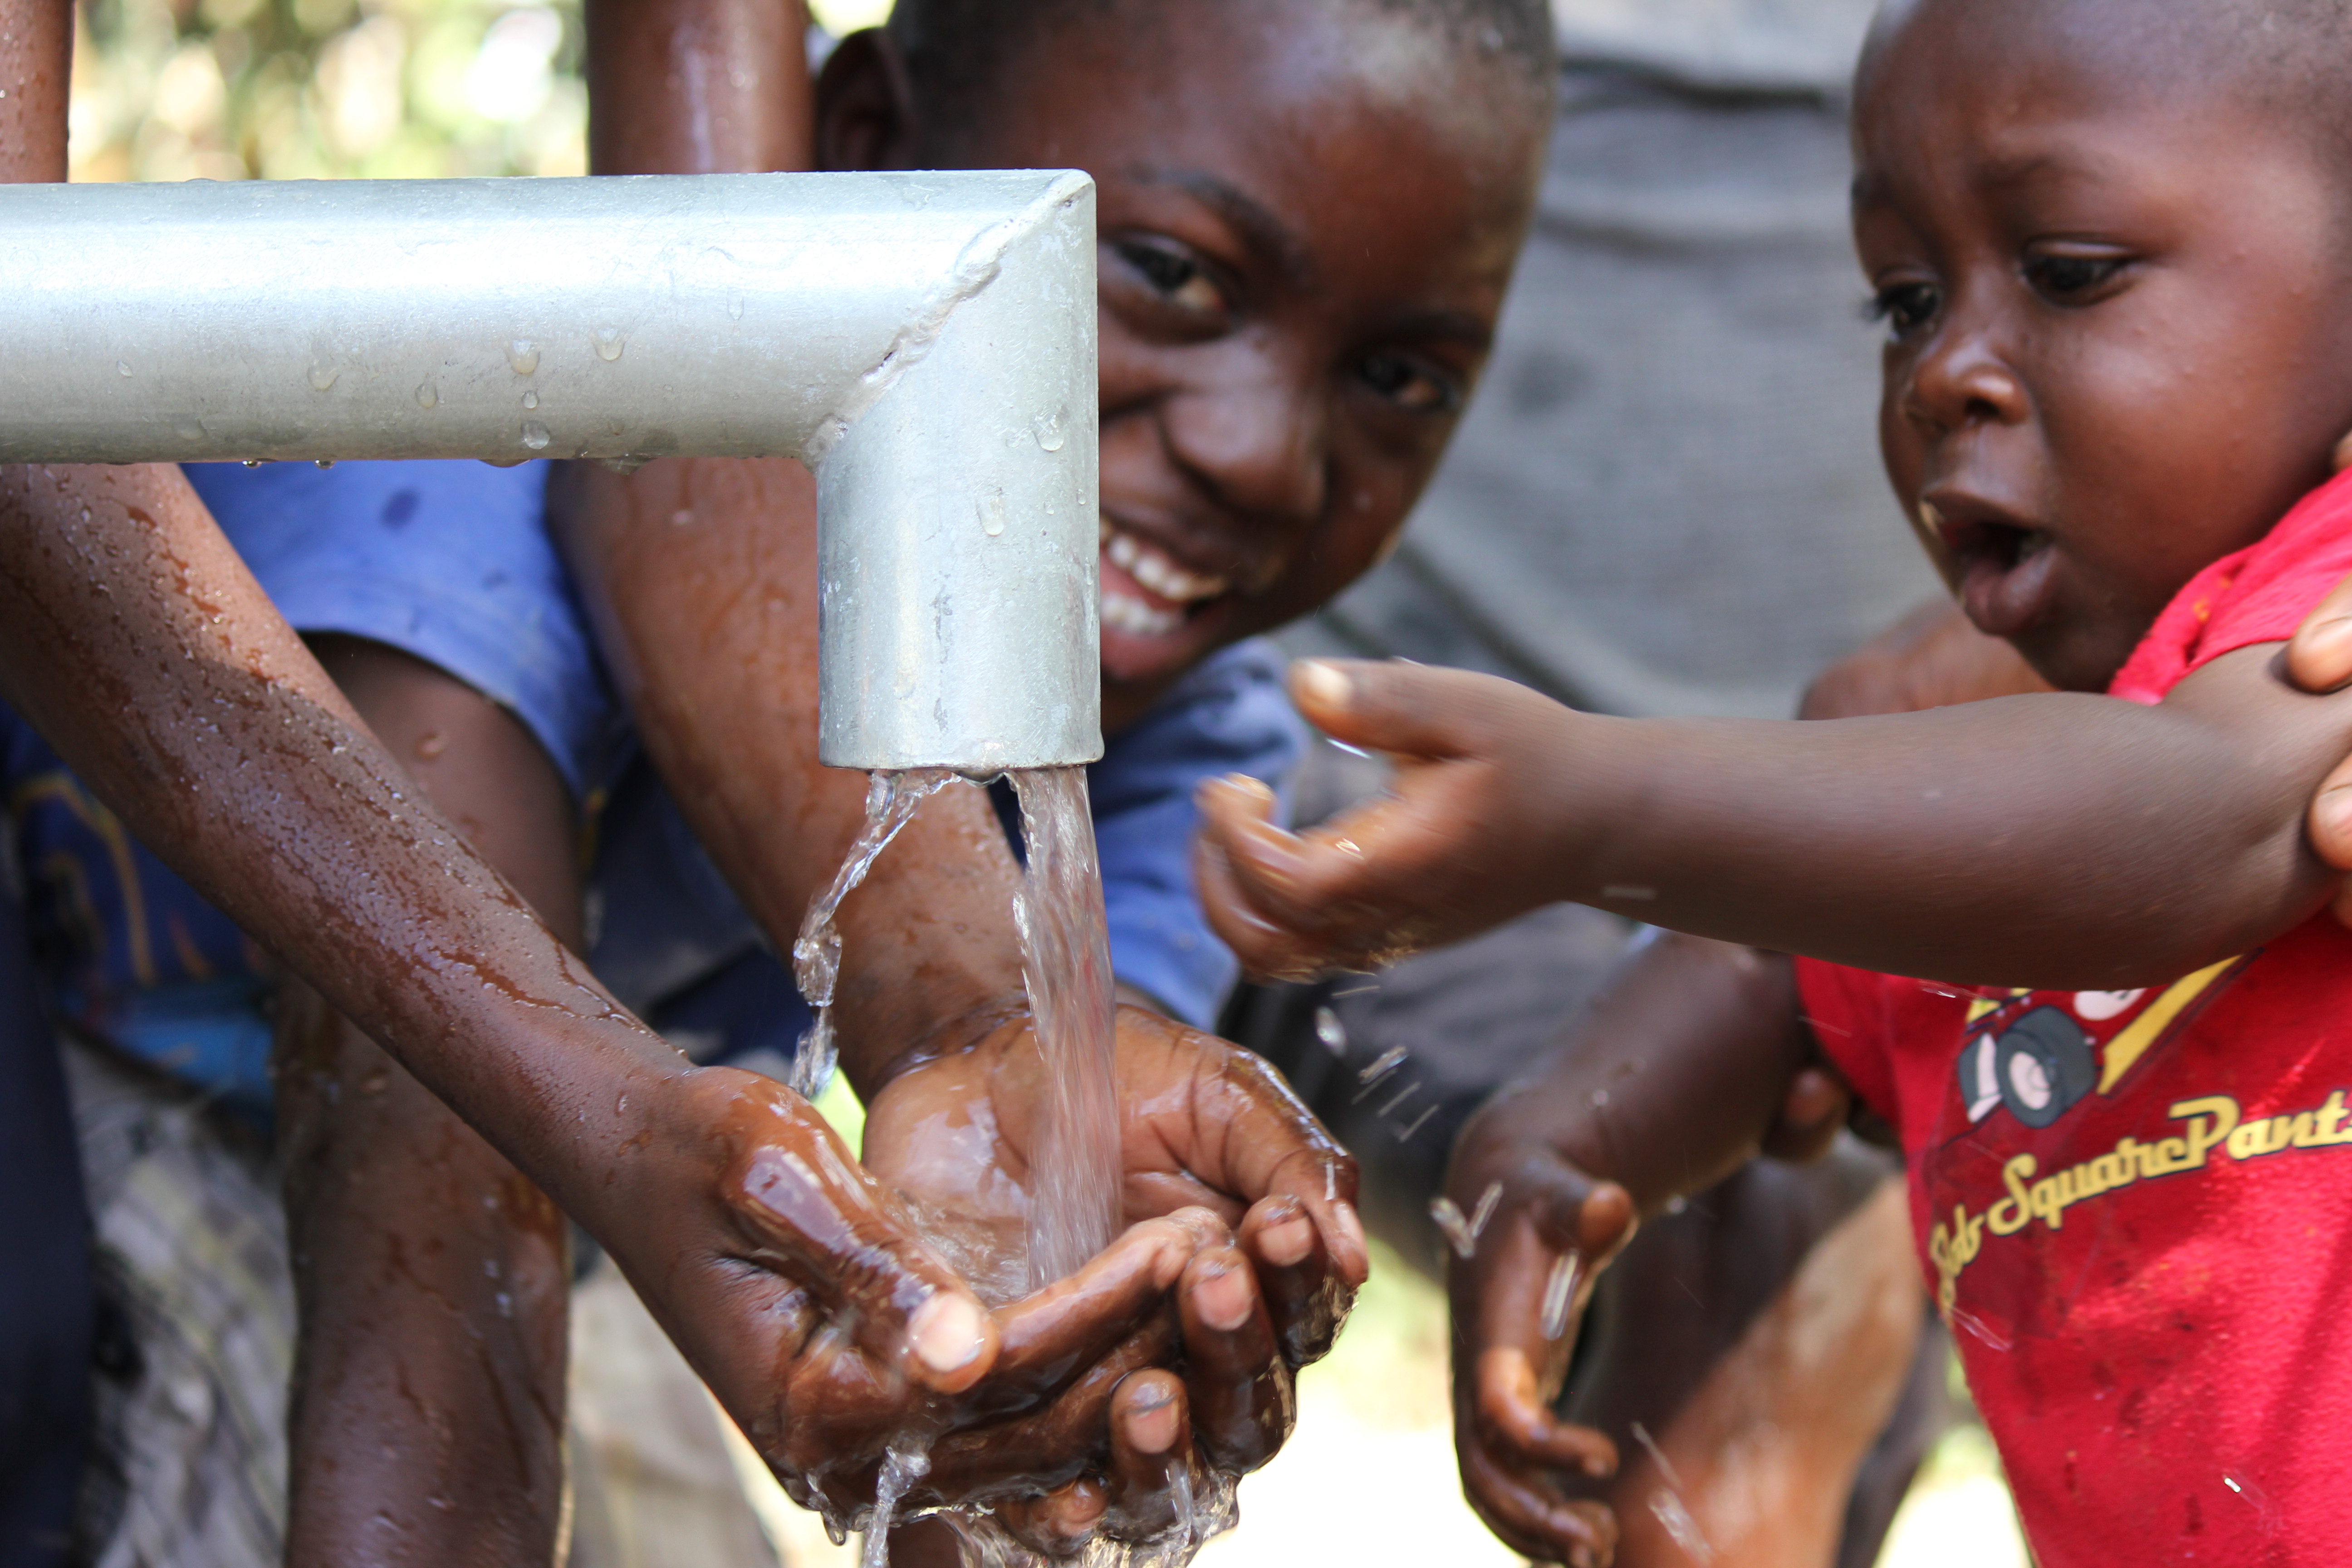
[
  {"x1": 854, "y1": 1004, "x2": 1371, "y2": 1545},
  {"x1": 1195, "y1": 659, "x2": 1582, "y2": 980},
  {"x1": 1443, "y1": 1096, "x2": 1640, "y2": 1568},
  {"x1": 597, "y1": 1063, "x2": 1235, "y2": 1525}
]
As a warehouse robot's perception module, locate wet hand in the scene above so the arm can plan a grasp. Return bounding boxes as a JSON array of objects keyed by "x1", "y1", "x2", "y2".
[
  {"x1": 2284, "y1": 565, "x2": 2352, "y2": 922},
  {"x1": 605, "y1": 1065, "x2": 1231, "y2": 1520},
  {"x1": 1445, "y1": 1091, "x2": 1645, "y2": 1565},
  {"x1": 1443, "y1": 1098, "x2": 1639, "y2": 1567},
  {"x1": 858, "y1": 1005, "x2": 1370, "y2": 1541},
  {"x1": 1195, "y1": 659, "x2": 1584, "y2": 979}
]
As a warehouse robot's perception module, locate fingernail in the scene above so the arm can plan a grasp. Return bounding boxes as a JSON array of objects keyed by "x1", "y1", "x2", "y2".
[
  {"x1": 1192, "y1": 1262, "x2": 1254, "y2": 1331},
  {"x1": 1259, "y1": 1213, "x2": 1313, "y2": 1267},
  {"x1": 1584, "y1": 1452, "x2": 1613, "y2": 1477},
  {"x1": 908, "y1": 1292, "x2": 988, "y2": 1375},
  {"x1": 1225, "y1": 773, "x2": 1275, "y2": 804},
  {"x1": 1294, "y1": 661, "x2": 1352, "y2": 710},
  {"x1": 1125, "y1": 1390, "x2": 1181, "y2": 1455}
]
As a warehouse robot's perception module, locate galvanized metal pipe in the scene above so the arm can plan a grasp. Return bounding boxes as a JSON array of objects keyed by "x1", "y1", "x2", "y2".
[{"x1": 0, "y1": 172, "x2": 1102, "y2": 772}]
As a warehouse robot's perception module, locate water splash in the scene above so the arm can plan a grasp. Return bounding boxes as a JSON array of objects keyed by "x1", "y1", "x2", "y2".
[
  {"x1": 788, "y1": 767, "x2": 1231, "y2": 1568},
  {"x1": 1630, "y1": 1421, "x2": 1715, "y2": 1565},
  {"x1": 1011, "y1": 765, "x2": 1122, "y2": 1289},
  {"x1": 789, "y1": 769, "x2": 955, "y2": 1100},
  {"x1": 1540, "y1": 1251, "x2": 1583, "y2": 1342},
  {"x1": 858, "y1": 1438, "x2": 936, "y2": 1568},
  {"x1": 939, "y1": 1467, "x2": 1239, "y2": 1568}
]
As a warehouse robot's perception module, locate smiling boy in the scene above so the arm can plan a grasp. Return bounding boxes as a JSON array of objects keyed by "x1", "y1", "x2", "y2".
[{"x1": 1195, "y1": 0, "x2": 2352, "y2": 1559}]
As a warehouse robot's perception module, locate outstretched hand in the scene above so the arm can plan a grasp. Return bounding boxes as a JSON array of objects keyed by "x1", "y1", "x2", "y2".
[
  {"x1": 1196, "y1": 659, "x2": 1583, "y2": 980},
  {"x1": 854, "y1": 1004, "x2": 1370, "y2": 1549},
  {"x1": 1443, "y1": 1095, "x2": 1639, "y2": 1568}
]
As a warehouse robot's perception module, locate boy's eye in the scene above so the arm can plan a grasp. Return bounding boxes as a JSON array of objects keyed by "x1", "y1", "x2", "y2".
[
  {"x1": 2023, "y1": 250, "x2": 2130, "y2": 304},
  {"x1": 1867, "y1": 280, "x2": 1942, "y2": 339},
  {"x1": 1111, "y1": 238, "x2": 1230, "y2": 316},
  {"x1": 1358, "y1": 351, "x2": 1461, "y2": 415}
]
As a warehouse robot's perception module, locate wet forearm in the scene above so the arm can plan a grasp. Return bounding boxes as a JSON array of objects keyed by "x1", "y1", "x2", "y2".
[
  {"x1": 564, "y1": 0, "x2": 1026, "y2": 1097},
  {"x1": 0, "y1": 466, "x2": 684, "y2": 1236},
  {"x1": 1544, "y1": 647, "x2": 2348, "y2": 988},
  {"x1": 554, "y1": 461, "x2": 1034, "y2": 1098},
  {"x1": 280, "y1": 640, "x2": 580, "y2": 1568}
]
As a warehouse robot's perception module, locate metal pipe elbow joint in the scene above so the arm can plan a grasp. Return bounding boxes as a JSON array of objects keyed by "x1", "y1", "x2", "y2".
[
  {"x1": 0, "y1": 170, "x2": 1103, "y2": 775},
  {"x1": 812, "y1": 173, "x2": 1101, "y2": 774}
]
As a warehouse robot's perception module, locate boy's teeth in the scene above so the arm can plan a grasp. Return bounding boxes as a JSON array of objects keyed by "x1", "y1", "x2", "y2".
[
  {"x1": 1101, "y1": 522, "x2": 1230, "y2": 603},
  {"x1": 1101, "y1": 588, "x2": 1182, "y2": 637}
]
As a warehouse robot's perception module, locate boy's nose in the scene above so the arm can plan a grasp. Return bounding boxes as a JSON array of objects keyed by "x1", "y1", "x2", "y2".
[
  {"x1": 1902, "y1": 321, "x2": 2029, "y2": 437},
  {"x1": 1160, "y1": 377, "x2": 1330, "y2": 544}
]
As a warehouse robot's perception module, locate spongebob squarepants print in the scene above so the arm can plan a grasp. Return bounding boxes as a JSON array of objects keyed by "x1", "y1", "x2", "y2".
[{"x1": 1951, "y1": 954, "x2": 2254, "y2": 1133}]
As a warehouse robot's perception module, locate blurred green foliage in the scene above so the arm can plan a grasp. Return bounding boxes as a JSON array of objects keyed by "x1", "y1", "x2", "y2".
[
  {"x1": 70, "y1": 0, "x2": 587, "y2": 182},
  {"x1": 67, "y1": 0, "x2": 905, "y2": 185}
]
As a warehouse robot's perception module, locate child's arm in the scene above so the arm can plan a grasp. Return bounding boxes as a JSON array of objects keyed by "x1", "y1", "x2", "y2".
[
  {"x1": 1199, "y1": 647, "x2": 2352, "y2": 990},
  {"x1": 274, "y1": 638, "x2": 580, "y2": 1568},
  {"x1": 1443, "y1": 933, "x2": 1813, "y2": 1567}
]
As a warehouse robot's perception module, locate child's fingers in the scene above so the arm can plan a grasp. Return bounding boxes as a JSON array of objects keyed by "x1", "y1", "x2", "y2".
[
  {"x1": 1473, "y1": 1345, "x2": 1617, "y2": 1476},
  {"x1": 1101, "y1": 1371, "x2": 1196, "y2": 1537},
  {"x1": 1287, "y1": 658, "x2": 1520, "y2": 759},
  {"x1": 2310, "y1": 759, "x2": 2352, "y2": 876},
  {"x1": 1459, "y1": 1440, "x2": 1621, "y2": 1568},
  {"x1": 2286, "y1": 567, "x2": 2352, "y2": 693},
  {"x1": 1191, "y1": 808, "x2": 1340, "y2": 981},
  {"x1": 1175, "y1": 1243, "x2": 1291, "y2": 1473},
  {"x1": 1165, "y1": 1032, "x2": 1371, "y2": 1297},
  {"x1": 988, "y1": 1210, "x2": 1223, "y2": 1397},
  {"x1": 725, "y1": 1127, "x2": 1000, "y2": 1396},
  {"x1": 1195, "y1": 779, "x2": 1424, "y2": 957},
  {"x1": 1237, "y1": 1193, "x2": 1355, "y2": 1367}
]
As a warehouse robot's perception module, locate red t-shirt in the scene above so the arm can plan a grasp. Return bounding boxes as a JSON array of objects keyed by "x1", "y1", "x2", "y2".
[{"x1": 1798, "y1": 468, "x2": 2352, "y2": 1566}]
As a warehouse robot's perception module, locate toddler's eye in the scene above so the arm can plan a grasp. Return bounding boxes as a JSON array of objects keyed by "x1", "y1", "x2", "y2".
[
  {"x1": 1358, "y1": 351, "x2": 1461, "y2": 415},
  {"x1": 2024, "y1": 250, "x2": 2129, "y2": 304},
  {"x1": 1867, "y1": 280, "x2": 1942, "y2": 338},
  {"x1": 1111, "y1": 239, "x2": 1229, "y2": 315}
]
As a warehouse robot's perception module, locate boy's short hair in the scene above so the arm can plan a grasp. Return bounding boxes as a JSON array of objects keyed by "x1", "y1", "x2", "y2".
[{"x1": 887, "y1": 0, "x2": 1557, "y2": 131}]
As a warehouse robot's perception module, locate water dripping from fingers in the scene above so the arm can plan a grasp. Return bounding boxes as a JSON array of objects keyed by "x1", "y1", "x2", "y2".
[{"x1": 856, "y1": 1437, "x2": 936, "y2": 1568}]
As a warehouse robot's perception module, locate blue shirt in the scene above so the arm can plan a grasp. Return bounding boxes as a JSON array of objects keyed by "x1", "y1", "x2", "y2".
[{"x1": 0, "y1": 461, "x2": 1303, "y2": 1106}]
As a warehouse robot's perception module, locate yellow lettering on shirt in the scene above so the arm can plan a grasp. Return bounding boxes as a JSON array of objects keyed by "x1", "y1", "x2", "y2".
[{"x1": 1928, "y1": 1088, "x2": 2352, "y2": 1319}]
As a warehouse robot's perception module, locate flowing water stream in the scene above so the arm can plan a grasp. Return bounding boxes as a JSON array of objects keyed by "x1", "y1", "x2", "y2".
[
  {"x1": 794, "y1": 765, "x2": 1231, "y2": 1566},
  {"x1": 1007, "y1": 765, "x2": 1123, "y2": 1288}
]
